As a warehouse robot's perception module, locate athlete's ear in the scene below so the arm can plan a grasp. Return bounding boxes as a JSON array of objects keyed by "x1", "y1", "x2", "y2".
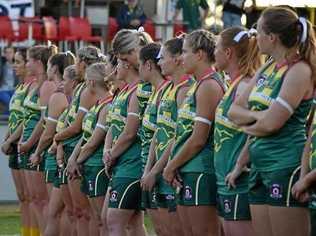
[
  {"x1": 225, "y1": 47, "x2": 232, "y2": 60},
  {"x1": 174, "y1": 54, "x2": 182, "y2": 66}
]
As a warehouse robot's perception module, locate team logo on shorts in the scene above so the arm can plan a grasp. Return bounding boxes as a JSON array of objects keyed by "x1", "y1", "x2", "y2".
[
  {"x1": 88, "y1": 180, "x2": 94, "y2": 192},
  {"x1": 184, "y1": 186, "x2": 192, "y2": 200},
  {"x1": 166, "y1": 194, "x2": 175, "y2": 200},
  {"x1": 223, "y1": 199, "x2": 232, "y2": 213},
  {"x1": 110, "y1": 190, "x2": 118, "y2": 202},
  {"x1": 270, "y1": 184, "x2": 282, "y2": 199},
  {"x1": 152, "y1": 192, "x2": 157, "y2": 203}
]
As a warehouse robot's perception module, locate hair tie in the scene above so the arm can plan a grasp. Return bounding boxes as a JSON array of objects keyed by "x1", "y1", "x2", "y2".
[
  {"x1": 156, "y1": 47, "x2": 163, "y2": 59},
  {"x1": 298, "y1": 17, "x2": 308, "y2": 43},
  {"x1": 65, "y1": 50, "x2": 72, "y2": 56},
  {"x1": 137, "y1": 26, "x2": 145, "y2": 33},
  {"x1": 233, "y1": 29, "x2": 257, "y2": 43}
]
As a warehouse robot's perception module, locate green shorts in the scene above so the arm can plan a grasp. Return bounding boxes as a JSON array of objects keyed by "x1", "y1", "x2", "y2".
[
  {"x1": 20, "y1": 149, "x2": 45, "y2": 172},
  {"x1": 217, "y1": 193, "x2": 251, "y2": 221},
  {"x1": 8, "y1": 144, "x2": 19, "y2": 169},
  {"x1": 108, "y1": 177, "x2": 141, "y2": 210},
  {"x1": 45, "y1": 169, "x2": 58, "y2": 184},
  {"x1": 177, "y1": 172, "x2": 217, "y2": 206},
  {"x1": 81, "y1": 165, "x2": 109, "y2": 198},
  {"x1": 157, "y1": 193, "x2": 177, "y2": 212},
  {"x1": 141, "y1": 190, "x2": 158, "y2": 210},
  {"x1": 249, "y1": 166, "x2": 307, "y2": 207}
]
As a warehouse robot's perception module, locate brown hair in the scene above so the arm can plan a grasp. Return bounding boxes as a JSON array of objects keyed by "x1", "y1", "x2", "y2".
[
  {"x1": 185, "y1": 29, "x2": 216, "y2": 63},
  {"x1": 28, "y1": 45, "x2": 58, "y2": 70},
  {"x1": 261, "y1": 6, "x2": 316, "y2": 80},
  {"x1": 220, "y1": 26, "x2": 261, "y2": 77},
  {"x1": 49, "y1": 51, "x2": 75, "y2": 76},
  {"x1": 78, "y1": 46, "x2": 105, "y2": 66},
  {"x1": 164, "y1": 36, "x2": 185, "y2": 56}
]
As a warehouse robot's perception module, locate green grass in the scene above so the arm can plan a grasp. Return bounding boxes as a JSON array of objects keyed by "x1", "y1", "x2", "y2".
[
  {"x1": 0, "y1": 204, "x2": 21, "y2": 235},
  {"x1": 0, "y1": 204, "x2": 156, "y2": 235}
]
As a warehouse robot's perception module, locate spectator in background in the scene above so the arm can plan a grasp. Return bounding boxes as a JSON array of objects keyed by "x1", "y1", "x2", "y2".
[
  {"x1": 117, "y1": 0, "x2": 147, "y2": 30},
  {"x1": 0, "y1": 46, "x2": 17, "y2": 115},
  {"x1": 173, "y1": 0, "x2": 209, "y2": 33},
  {"x1": 221, "y1": 0, "x2": 256, "y2": 29}
]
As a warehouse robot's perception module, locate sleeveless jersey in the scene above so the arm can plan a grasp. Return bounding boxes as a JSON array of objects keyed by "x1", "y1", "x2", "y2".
[
  {"x1": 9, "y1": 83, "x2": 30, "y2": 133},
  {"x1": 136, "y1": 81, "x2": 153, "y2": 118},
  {"x1": 171, "y1": 71, "x2": 226, "y2": 173},
  {"x1": 140, "y1": 80, "x2": 171, "y2": 170},
  {"x1": 22, "y1": 88, "x2": 41, "y2": 141},
  {"x1": 82, "y1": 96, "x2": 113, "y2": 166},
  {"x1": 214, "y1": 76, "x2": 248, "y2": 194},
  {"x1": 110, "y1": 83, "x2": 142, "y2": 178},
  {"x1": 63, "y1": 82, "x2": 86, "y2": 148},
  {"x1": 248, "y1": 61, "x2": 313, "y2": 171}
]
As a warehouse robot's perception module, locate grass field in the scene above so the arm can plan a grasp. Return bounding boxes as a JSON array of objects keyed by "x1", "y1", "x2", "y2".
[{"x1": 0, "y1": 203, "x2": 155, "y2": 235}]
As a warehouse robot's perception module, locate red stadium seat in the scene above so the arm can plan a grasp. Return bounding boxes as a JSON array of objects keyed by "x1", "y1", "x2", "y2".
[{"x1": 68, "y1": 17, "x2": 104, "y2": 52}]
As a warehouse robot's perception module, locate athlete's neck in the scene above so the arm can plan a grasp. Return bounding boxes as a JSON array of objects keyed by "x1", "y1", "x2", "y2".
[
  {"x1": 193, "y1": 62, "x2": 214, "y2": 81},
  {"x1": 170, "y1": 68, "x2": 186, "y2": 85},
  {"x1": 149, "y1": 71, "x2": 165, "y2": 89},
  {"x1": 226, "y1": 64, "x2": 241, "y2": 83},
  {"x1": 125, "y1": 71, "x2": 139, "y2": 85},
  {"x1": 270, "y1": 46, "x2": 298, "y2": 65}
]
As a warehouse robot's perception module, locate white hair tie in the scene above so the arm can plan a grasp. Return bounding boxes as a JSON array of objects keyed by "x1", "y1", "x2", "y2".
[
  {"x1": 298, "y1": 17, "x2": 308, "y2": 43},
  {"x1": 156, "y1": 47, "x2": 163, "y2": 59},
  {"x1": 137, "y1": 26, "x2": 145, "y2": 33},
  {"x1": 233, "y1": 28, "x2": 257, "y2": 43}
]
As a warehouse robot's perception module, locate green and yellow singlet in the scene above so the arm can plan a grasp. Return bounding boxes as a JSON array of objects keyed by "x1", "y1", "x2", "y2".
[
  {"x1": 110, "y1": 83, "x2": 142, "y2": 178},
  {"x1": 63, "y1": 82, "x2": 86, "y2": 149},
  {"x1": 8, "y1": 83, "x2": 31, "y2": 134},
  {"x1": 82, "y1": 95, "x2": 113, "y2": 166},
  {"x1": 214, "y1": 76, "x2": 248, "y2": 194},
  {"x1": 170, "y1": 70, "x2": 226, "y2": 174},
  {"x1": 248, "y1": 60, "x2": 313, "y2": 171},
  {"x1": 140, "y1": 80, "x2": 170, "y2": 170}
]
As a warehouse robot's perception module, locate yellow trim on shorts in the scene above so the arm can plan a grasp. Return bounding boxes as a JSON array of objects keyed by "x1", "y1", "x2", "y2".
[
  {"x1": 118, "y1": 180, "x2": 140, "y2": 209},
  {"x1": 286, "y1": 166, "x2": 301, "y2": 207},
  {"x1": 95, "y1": 168, "x2": 105, "y2": 196},
  {"x1": 195, "y1": 174, "x2": 204, "y2": 206}
]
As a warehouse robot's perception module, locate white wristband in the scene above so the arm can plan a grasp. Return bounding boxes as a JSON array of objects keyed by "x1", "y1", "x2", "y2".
[
  {"x1": 194, "y1": 116, "x2": 212, "y2": 126},
  {"x1": 78, "y1": 106, "x2": 89, "y2": 113},
  {"x1": 275, "y1": 97, "x2": 294, "y2": 114},
  {"x1": 96, "y1": 123, "x2": 107, "y2": 131},
  {"x1": 47, "y1": 116, "x2": 58, "y2": 123},
  {"x1": 128, "y1": 112, "x2": 139, "y2": 118}
]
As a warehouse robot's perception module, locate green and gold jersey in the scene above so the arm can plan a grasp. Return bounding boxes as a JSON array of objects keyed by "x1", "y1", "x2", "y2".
[
  {"x1": 82, "y1": 95, "x2": 113, "y2": 166},
  {"x1": 22, "y1": 87, "x2": 41, "y2": 142},
  {"x1": 214, "y1": 76, "x2": 248, "y2": 194},
  {"x1": 136, "y1": 81, "x2": 153, "y2": 118},
  {"x1": 310, "y1": 99, "x2": 316, "y2": 170},
  {"x1": 171, "y1": 70, "x2": 226, "y2": 174},
  {"x1": 9, "y1": 83, "x2": 31, "y2": 133},
  {"x1": 140, "y1": 80, "x2": 171, "y2": 169},
  {"x1": 155, "y1": 77, "x2": 192, "y2": 161},
  {"x1": 248, "y1": 61, "x2": 313, "y2": 171},
  {"x1": 110, "y1": 83, "x2": 142, "y2": 178},
  {"x1": 63, "y1": 82, "x2": 86, "y2": 148}
]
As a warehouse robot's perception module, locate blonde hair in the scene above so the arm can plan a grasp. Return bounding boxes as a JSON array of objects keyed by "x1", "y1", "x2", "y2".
[
  {"x1": 64, "y1": 65, "x2": 80, "y2": 82},
  {"x1": 220, "y1": 26, "x2": 261, "y2": 77},
  {"x1": 112, "y1": 29, "x2": 153, "y2": 55},
  {"x1": 86, "y1": 63, "x2": 112, "y2": 90},
  {"x1": 185, "y1": 29, "x2": 216, "y2": 63},
  {"x1": 78, "y1": 46, "x2": 105, "y2": 65}
]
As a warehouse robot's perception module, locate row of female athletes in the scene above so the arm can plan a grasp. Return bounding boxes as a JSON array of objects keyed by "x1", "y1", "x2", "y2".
[{"x1": 2, "y1": 5, "x2": 316, "y2": 236}]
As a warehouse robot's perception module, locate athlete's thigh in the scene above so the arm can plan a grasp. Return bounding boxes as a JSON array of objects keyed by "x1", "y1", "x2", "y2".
[
  {"x1": 250, "y1": 204, "x2": 272, "y2": 236},
  {"x1": 269, "y1": 206, "x2": 309, "y2": 236}
]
